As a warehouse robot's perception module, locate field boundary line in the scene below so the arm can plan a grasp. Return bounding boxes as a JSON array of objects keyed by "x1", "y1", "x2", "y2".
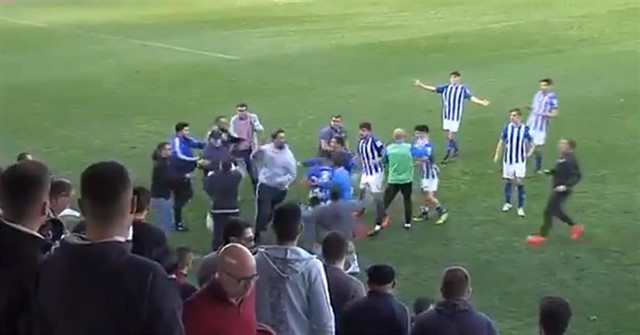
[{"x1": 0, "y1": 16, "x2": 241, "y2": 60}]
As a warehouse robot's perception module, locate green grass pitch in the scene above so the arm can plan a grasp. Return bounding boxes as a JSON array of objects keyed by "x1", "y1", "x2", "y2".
[{"x1": 1, "y1": 1, "x2": 639, "y2": 334}]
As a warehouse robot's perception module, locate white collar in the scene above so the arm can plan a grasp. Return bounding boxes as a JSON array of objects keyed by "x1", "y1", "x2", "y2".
[{"x1": 2, "y1": 219, "x2": 45, "y2": 239}]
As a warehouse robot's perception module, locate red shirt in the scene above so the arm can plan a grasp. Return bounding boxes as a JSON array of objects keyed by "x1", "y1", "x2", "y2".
[{"x1": 183, "y1": 280, "x2": 257, "y2": 335}]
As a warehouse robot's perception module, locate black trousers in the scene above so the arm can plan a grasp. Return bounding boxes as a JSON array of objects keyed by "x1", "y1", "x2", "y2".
[
  {"x1": 541, "y1": 191, "x2": 575, "y2": 236},
  {"x1": 255, "y1": 183, "x2": 287, "y2": 242},
  {"x1": 383, "y1": 182, "x2": 413, "y2": 224},
  {"x1": 211, "y1": 213, "x2": 238, "y2": 251},
  {"x1": 172, "y1": 179, "x2": 193, "y2": 226}
]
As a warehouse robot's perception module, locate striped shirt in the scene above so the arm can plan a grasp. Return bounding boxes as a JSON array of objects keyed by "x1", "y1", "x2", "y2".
[
  {"x1": 501, "y1": 123, "x2": 532, "y2": 165},
  {"x1": 357, "y1": 135, "x2": 384, "y2": 175},
  {"x1": 436, "y1": 84, "x2": 473, "y2": 122},
  {"x1": 527, "y1": 91, "x2": 558, "y2": 132},
  {"x1": 411, "y1": 138, "x2": 439, "y2": 179}
]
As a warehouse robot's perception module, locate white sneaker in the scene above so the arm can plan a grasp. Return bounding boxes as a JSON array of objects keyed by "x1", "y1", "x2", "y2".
[
  {"x1": 517, "y1": 207, "x2": 525, "y2": 217},
  {"x1": 502, "y1": 203, "x2": 513, "y2": 212}
]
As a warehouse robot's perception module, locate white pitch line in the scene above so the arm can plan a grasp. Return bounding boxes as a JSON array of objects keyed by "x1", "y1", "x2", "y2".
[{"x1": 0, "y1": 17, "x2": 241, "y2": 60}]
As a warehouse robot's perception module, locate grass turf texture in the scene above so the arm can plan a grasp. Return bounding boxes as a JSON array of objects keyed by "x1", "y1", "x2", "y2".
[{"x1": 1, "y1": 1, "x2": 639, "y2": 333}]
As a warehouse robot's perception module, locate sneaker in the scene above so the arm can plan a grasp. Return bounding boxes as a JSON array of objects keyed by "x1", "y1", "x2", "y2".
[
  {"x1": 502, "y1": 203, "x2": 513, "y2": 212},
  {"x1": 175, "y1": 223, "x2": 189, "y2": 232},
  {"x1": 571, "y1": 224, "x2": 585, "y2": 240},
  {"x1": 367, "y1": 225, "x2": 382, "y2": 237},
  {"x1": 403, "y1": 223, "x2": 411, "y2": 230},
  {"x1": 435, "y1": 211, "x2": 449, "y2": 225},
  {"x1": 413, "y1": 213, "x2": 428, "y2": 222},
  {"x1": 526, "y1": 235, "x2": 546, "y2": 246},
  {"x1": 517, "y1": 208, "x2": 525, "y2": 217}
]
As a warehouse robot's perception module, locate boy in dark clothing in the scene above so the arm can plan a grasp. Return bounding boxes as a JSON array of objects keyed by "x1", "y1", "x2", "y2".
[
  {"x1": 527, "y1": 138, "x2": 584, "y2": 246},
  {"x1": 340, "y1": 264, "x2": 411, "y2": 335},
  {"x1": 204, "y1": 159, "x2": 242, "y2": 251},
  {"x1": 410, "y1": 266, "x2": 497, "y2": 335},
  {"x1": 131, "y1": 186, "x2": 173, "y2": 270},
  {"x1": 35, "y1": 161, "x2": 183, "y2": 335},
  {"x1": 0, "y1": 161, "x2": 51, "y2": 335}
]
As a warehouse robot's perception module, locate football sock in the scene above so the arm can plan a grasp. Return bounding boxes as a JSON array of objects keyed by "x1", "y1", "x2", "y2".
[
  {"x1": 451, "y1": 139, "x2": 459, "y2": 153},
  {"x1": 374, "y1": 197, "x2": 385, "y2": 223},
  {"x1": 535, "y1": 153, "x2": 543, "y2": 171},
  {"x1": 517, "y1": 185, "x2": 525, "y2": 208},
  {"x1": 504, "y1": 181, "x2": 513, "y2": 204}
]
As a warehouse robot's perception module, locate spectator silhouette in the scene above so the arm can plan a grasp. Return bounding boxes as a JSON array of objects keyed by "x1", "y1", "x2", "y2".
[
  {"x1": 411, "y1": 297, "x2": 434, "y2": 325},
  {"x1": 35, "y1": 161, "x2": 183, "y2": 335},
  {"x1": 168, "y1": 246, "x2": 197, "y2": 302},
  {"x1": 539, "y1": 296, "x2": 572, "y2": 335},
  {"x1": 131, "y1": 186, "x2": 172, "y2": 270},
  {"x1": 183, "y1": 243, "x2": 259, "y2": 335},
  {"x1": 197, "y1": 217, "x2": 255, "y2": 287},
  {"x1": 410, "y1": 266, "x2": 497, "y2": 335},
  {"x1": 49, "y1": 177, "x2": 82, "y2": 231},
  {"x1": 321, "y1": 231, "x2": 365, "y2": 335},
  {"x1": 0, "y1": 161, "x2": 51, "y2": 335},
  {"x1": 340, "y1": 264, "x2": 411, "y2": 335},
  {"x1": 16, "y1": 152, "x2": 33, "y2": 162},
  {"x1": 255, "y1": 202, "x2": 334, "y2": 335}
]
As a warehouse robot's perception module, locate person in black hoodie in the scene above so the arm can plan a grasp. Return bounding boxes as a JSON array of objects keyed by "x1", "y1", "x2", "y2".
[
  {"x1": 150, "y1": 141, "x2": 179, "y2": 233},
  {"x1": 204, "y1": 158, "x2": 242, "y2": 251},
  {"x1": 410, "y1": 266, "x2": 497, "y2": 335},
  {"x1": 131, "y1": 186, "x2": 172, "y2": 270},
  {"x1": 35, "y1": 161, "x2": 183, "y2": 335},
  {"x1": 0, "y1": 160, "x2": 51, "y2": 335}
]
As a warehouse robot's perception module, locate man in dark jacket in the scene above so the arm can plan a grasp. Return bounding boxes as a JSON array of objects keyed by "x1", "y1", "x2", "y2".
[
  {"x1": 35, "y1": 161, "x2": 183, "y2": 335},
  {"x1": 340, "y1": 264, "x2": 411, "y2": 335},
  {"x1": 410, "y1": 266, "x2": 497, "y2": 335},
  {"x1": 204, "y1": 159, "x2": 242, "y2": 251},
  {"x1": 0, "y1": 161, "x2": 51, "y2": 335},
  {"x1": 321, "y1": 232, "x2": 365, "y2": 335},
  {"x1": 202, "y1": 116, "x2": 242, "y2": 175},
  {"x1": 131, "y1": 186, "x2": 172, "y2": 270}
]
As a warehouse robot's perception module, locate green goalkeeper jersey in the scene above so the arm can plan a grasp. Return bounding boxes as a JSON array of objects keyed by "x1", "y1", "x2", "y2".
[{"x1": 385, "y1": 142, "x2": 414, "y2": 184}]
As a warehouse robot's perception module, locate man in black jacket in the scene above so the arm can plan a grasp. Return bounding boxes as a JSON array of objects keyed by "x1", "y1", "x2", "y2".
[
  {"x1": 204, "y1": 159, "x2": 242, "y2": 251},
  {"x1": 35, "y1": 161, "x2": 183, "y2": 335},
  {"x1": 321, "y1": 231, "x2": 365, "y2": 335},
  {"x1": 131, "y1": 186, "x2": 173, "y2": 270},
  {"x1": 0, "y1": 161, "x2": 51, "y2": 335},
  {"x1": 527, "y1": 138, "x2": 584, "y2": 246},
  {"x1": 340, "y1": 264, "x2": 411, "y2": 335}
]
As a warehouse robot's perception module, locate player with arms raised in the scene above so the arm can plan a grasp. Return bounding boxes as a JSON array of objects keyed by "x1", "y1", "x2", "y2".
[
  {"x1": 414, "y1": 71, "x2": 490, "y2": 164},
  {"x1": 493, "y1": 108, "x2": 534, "y2": 217},
  {"x1": 411, "y1": 124, "x2": 448, "y2": 225},
  {"x1": 526, "y1": 78, "x2": 559, "y2": 174}
]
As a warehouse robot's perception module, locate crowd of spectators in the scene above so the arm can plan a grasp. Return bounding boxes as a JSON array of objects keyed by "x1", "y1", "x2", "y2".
[{"x1": 0, "y1": 116, "x2": 574, "y2": 335}]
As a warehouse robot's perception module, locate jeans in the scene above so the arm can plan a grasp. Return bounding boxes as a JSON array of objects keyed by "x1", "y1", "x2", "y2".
[
  {"x1": 235, "y1": 149, "x2": 258, "y2": 191},
  {"x1": 150, "y1": 197, "x2": 174, "y2": 233},
  {"x1": 255, "y1": 183, "x2": 288, "y2": 243}
]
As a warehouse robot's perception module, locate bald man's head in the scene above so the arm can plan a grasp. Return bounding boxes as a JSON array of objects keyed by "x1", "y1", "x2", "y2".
[{"x1": 215, "y1": 243, "x2": 258, "y2": 301}]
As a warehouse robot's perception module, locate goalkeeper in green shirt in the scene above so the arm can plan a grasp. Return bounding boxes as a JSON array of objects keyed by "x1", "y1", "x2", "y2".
[{"x1": 368, "y1": 128, "x2": 415, "y2": 236}]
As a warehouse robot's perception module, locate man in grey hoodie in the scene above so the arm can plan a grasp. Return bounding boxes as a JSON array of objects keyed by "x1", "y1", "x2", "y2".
[
  {"x1": 254, "y1": 202, "x2": 335, "y2": 335},
  {"x1": 251, "y1": 128, "x2": 297, "y2": 243}
]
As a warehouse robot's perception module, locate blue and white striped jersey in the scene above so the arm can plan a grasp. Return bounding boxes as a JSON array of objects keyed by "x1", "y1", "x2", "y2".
[
  {"x1": 526, "y1": 91, "x2": 558, "y2": 132},
  {"x1": 357, "y1": 135, "x2": 384, "y2": 175},
  {"x1": 502, "y1": 123, "x2": 532, "y2": 164},
  {"x1": 411, "y1": 137, "x2": 439, "y2": 179},
  {"x1": 436, "y1": 84, "x2": 473, "y2": 122}
]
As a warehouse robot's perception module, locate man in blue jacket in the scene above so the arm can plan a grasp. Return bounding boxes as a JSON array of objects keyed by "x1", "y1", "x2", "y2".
[
  {"x1": 171, "y1": 122, "x2": 205, "y2": 232},
  {"x1": 410, "y1": 266, "x2": 498, "y2": 335}
]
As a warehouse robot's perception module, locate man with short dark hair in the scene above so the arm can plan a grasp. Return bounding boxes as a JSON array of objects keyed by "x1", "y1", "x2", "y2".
[
  {"x1": 36, "y1": 161, "x2": 183, "y2": 335},
  {"x1": 539, "y1": 296, "x2": 572, "y2": 335},
  {"x1": 0, "y1": 161, "x2": 51, "y2": 335},
  {"x1": 197, "y1": 218, "x2": 255, "y2": 287},
  {"x1": 321, "y1": 231, "x2": 365, "y2": 335},
  {"x1": 251, "y1": 129, "x2": 297, "y2": 243},
  {"x1": 410, "y1": 266, "x2": 497, "y2": 335},
  {"x1": 49, "y1": 177, "x2": 82, "y2": 231},
  {"x1": 318, "y1": 115, "x2": 347, "y2": 158},
  {"x1": 204, "y1": 159, "x2": 242, "y2": 251},
  {"x1": 229, "y1": 103, "x2": 264, "y2": 191},
  {"x1": 340, "y1": 264, "x2": 410, "y2": 335},
  {"x1": 130, "y1": 186, "x2": 172, "y2": 270},
  {"x1": 171, "y1": 121, "x2": 206, "y2": 232},
  {"x1": 255, "y1": 202, "x2": 334, "y2": 335},
  {"x1": 168, "y1": 246, "x2": 197, "y2": 302}
]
